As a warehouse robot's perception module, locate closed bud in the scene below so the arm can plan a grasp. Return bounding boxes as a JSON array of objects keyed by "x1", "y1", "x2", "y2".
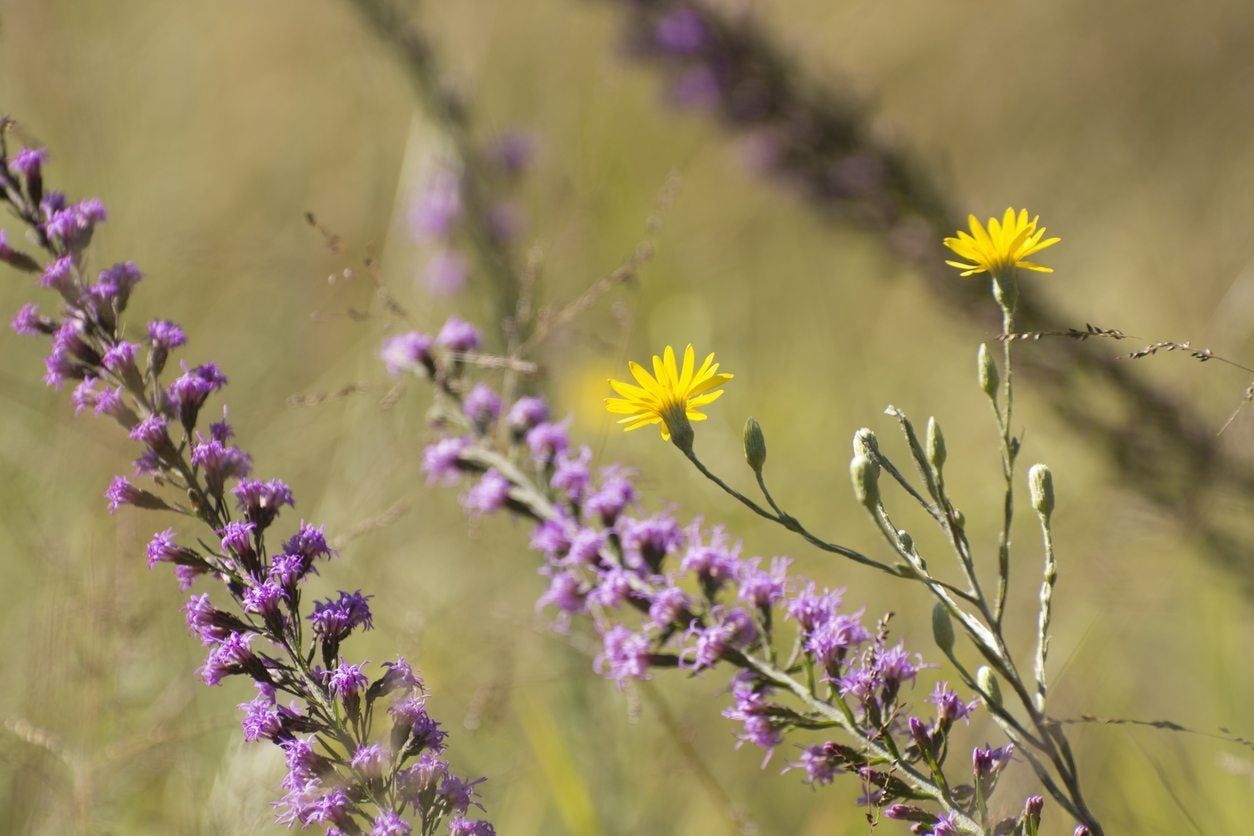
[
  {"x1": 1028, "y1": 464, "x2": 1054, "y2": 518},
  {"x1": 925, "y1": 417, "x2": 946, "y2": 472},
  {"x1": 852, "y1": 427, "x2": 879, "y2": 460},
  {"x1": 1023, "y1": 795, "x2": 1044, "y2": 827},
  {"x1": 978, "y1": 343, "x2": 1000, "y2": 399},
  {"x1": 931, "y1": 602, "x2": 954, "y2": 654},
  {"x1": 850, "y1": 453, "x2": 880, "y2": 509},
  {"x1": 976, "y1": 666, "x2": 1002, "y2": 706},
  {"x1": 743, "y1": 417, "x2": 767, "y2": 472}
]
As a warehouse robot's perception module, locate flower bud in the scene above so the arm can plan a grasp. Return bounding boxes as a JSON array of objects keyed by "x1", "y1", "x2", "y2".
[
  {"x1": 852, "y1": 427, "x2": 879, "y2": 460},
  {"x1": 743, "y1": 416, "x2": 766, "y2": 472},
  {"x1": 931, "y1": 602, "x2": 954, "y2": 654},
  {"x1": 976, "y1": 665, "x2": 1001, "y2": 707},
  {"x1": 1028, "y1": 464, "x2": 1054, "y2": 518},
  {"x1": 850, "y1": 453, "x2": 880, "y2": 509},
  {"x1": 925, "y1": 417, "x2": 946, "y2": 473},
  {"x1": 978, "y1": 343, "x2": 1000, "y2": 399}
]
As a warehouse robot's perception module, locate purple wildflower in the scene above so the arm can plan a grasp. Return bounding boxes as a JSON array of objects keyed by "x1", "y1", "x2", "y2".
[
  {"x1": 200, "y1": 632, "x2": 256, "y2": 686},
  {"x1": 382, "y1": 331, "x2": 433, "y2": 376},
  {"x1": 184, "y1": 594, "x2": 231, "y2": 645},
  {"x1": 243, "y1": 580, "x2": 287, "y2": 616},
  {"x1": 129, "y1": 413, "x2": 168, "y2": 448},
  {"x1": 239, "y1": 685, "x2": 283, "y2": 742},
  {"x1": 526, "y1": 419, "x2": 569, "y2": 464},
  {"x1": 647, "y1": 583, "x2": 691, "y2": 629},
  {"x1": 620, "y1": 511, "x2": 684, "y2": 571},
  {"x1": 11, "y1": 146, "x2": 46, "y2": 176},
  {"x1": 390, "y1": 696, "x2": 448, "y2": 754},
  {"x1": 146, "y1": 528, "x2": 189, "y2": 568},
  {"x1": 584, "y1": 467, "x2": 635, "y2": 523},
  {"x1": 793, "y1": 742, "x2": 842, "y2": 786},
  {"x1": 351, "y1": 743, "x2": 387, "y2": 776},
  {"x1": 327, "y1": 661, "x2": 369, "y2": 698},
  {"x1": 371, "y1": 811, "x2": 411, "y2": 836},
  {"x1": 422, "y1": 436, "x2": 469, "y2": 485},
  {"x1": 105, "y1": 475, "x2": 141, "y2": 513},
  {"x1": 787, "y1": 582, "x2": 843, "y2": 633},
  {"x1": 507, "y1": 396, "x2": 548, "y2": 432},
  {"x1": 448, "y1": 819, "x2": 496, "y2": 836},
  {"x1": 462, "y1": 468, "x2": 511, "y2": 514},
  {"x1": 972, "y1": 743, "x2": 1014, "y2": 777},
  {"x1": 436, "y1": 316, "x2": 481, "y2": 353},
  {"x1": 39, "y1": 256, "x2": 75, "y2": 294},
  {"x1": 737, "y1": 556, "x2": 790, "y2": 609},
  {"x1": 220, "y1": 520, "x2": 257, "y2": 557},
  {"x1": 681, "y1": 522, "x2": 740, "y2": 588},
  {"x1": 147, "y1": 319, "x2": 187, "y2": 351},
  {"x1": 463, "y1": 383, "x2": 502, "y2": 429},
  {"x1": 550, "y1": 446, "x2": 592, "y2": 502},
  {"x1": 284, "y1": 522, "x2": 333, "y2": 561},
  {"x1": 100, "y1": 340, "x2": 139, "y2": 375},
  {"x1": 565, "y1": 527, "x2": 607, "y2": 567},
  {"x1": 11, "y1": 303, "x2": 48, "y2": 336},
  {"x1": 722, "y1": 673, "x2": 781, "y2": 760},
  {"x1": 438, "y1": 774, "x2": 486, "y2": 815},
  {"x1": 232, "y1": 477, "x2": 295, "y2": 526},
  {"x1": 310, "y1": 591, "x2": 374, "y2": 640}
]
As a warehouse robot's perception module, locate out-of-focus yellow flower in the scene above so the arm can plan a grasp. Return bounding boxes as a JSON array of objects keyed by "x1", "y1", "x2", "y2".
[
  {"x1": 943, "y1": 208, "x2": 1060, "y2": 277},
  {"x1": 605, "y1": 344, "x2": 731, "y2": 443}
]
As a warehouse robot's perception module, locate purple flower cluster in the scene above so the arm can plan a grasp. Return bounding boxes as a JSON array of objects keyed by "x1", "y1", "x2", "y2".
[
  {"x1": 0, "y1": 139, "x2": 491, "y2": 835},
  {"x1": 382, "y1": 322, "x2": 1059, "y2": 832}
]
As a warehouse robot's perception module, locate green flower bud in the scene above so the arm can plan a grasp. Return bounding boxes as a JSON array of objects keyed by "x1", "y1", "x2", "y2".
[
  {"x1": 850, "y1": 453, "x2": 881, "y2": 509},
  {"x1": 1028, "y1": 464, "x2": 1054, "y2": 518},
  {"x1": 925, "y1": 417, "x2": 946, "y2": 472},
  {"x1": 743, "y1": 417, "x2": 767, "y2": 472},
  {"x1": 852, "y1": 427, "x2": 879, "y2": 460},
  {"x1": 978, "y1": 343, "x2": 1000, "y2": 399},
  {"x1": 931, "y1": 602, "x2": 954, "y2": 654},
  {"x1": 977, "y1": 665, "x2": 1002, "y2": 706}
]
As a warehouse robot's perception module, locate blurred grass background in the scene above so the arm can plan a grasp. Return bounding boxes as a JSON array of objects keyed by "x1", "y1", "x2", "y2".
[{"x1": 1, "y1": 0, "x2": 1253, "y2": 833}]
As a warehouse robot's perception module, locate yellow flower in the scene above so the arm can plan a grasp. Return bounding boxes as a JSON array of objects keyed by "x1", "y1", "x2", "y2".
[
  {"x1": 943, "y1": 208, "x2": 1060, "y2": 277},
  {"x1": 605, "y1": 344, "x2": 732, "y2": 443}
]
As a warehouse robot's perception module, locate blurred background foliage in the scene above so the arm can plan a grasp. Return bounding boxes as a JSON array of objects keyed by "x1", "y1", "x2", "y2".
[{"x1": 1, "y1": 0, "x2": 1253, "y2": 833}]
